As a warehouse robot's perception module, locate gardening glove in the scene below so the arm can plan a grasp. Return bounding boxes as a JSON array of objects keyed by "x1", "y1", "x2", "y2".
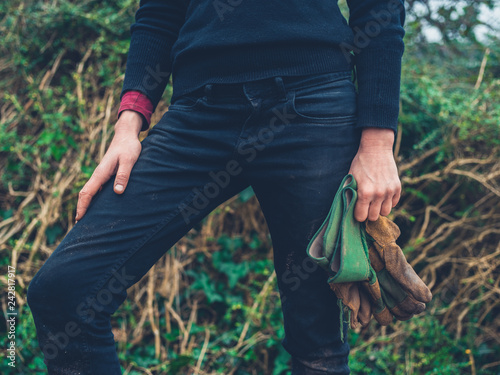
[
  {"x1": 328, "y1": 281, "x2": 372, "y2": 328},
  {"x1": 358, "y1": 274, "x2": 394, "y2": 326},
  {"x1": 363, "y1": 216, "x2": 433, "y2": 323},
  {"x1": 307, "y1": 174, "x2": 374, "y2": 335}
]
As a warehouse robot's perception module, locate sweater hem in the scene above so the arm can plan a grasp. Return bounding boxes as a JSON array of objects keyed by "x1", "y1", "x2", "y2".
[{"x1": 170, "y1": 45, "x2": 352, "y2": 102}]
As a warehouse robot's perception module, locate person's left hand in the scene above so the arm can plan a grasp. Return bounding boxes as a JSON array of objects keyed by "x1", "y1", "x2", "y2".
[{"x1": 348, "y1": 127, "x2": 401, "y2": 222}]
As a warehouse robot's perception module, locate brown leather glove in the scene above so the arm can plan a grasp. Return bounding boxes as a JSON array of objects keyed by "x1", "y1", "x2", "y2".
[
  {"x1": 328, "y1": 282, "x2": 372, "y2": 329},
  {"x1": 329, "y1": 216, "x2": 433, "y2": 327},
  {"x1": 363, "y1": 216, "x2": 433, "y2": 324},
  {"x1": 329, "y1": 274, "x2": 393, "y2": 327}
]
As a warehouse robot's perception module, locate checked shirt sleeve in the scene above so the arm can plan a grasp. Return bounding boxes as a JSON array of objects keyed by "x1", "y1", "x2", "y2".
[{"x1": 118, "y1": 91, "x2": 154, "y2": 132}]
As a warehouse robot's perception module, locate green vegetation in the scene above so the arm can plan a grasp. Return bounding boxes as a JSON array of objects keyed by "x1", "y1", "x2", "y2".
[{"x1": 1, "y1": 1, "x2": 499, "y2": 374}]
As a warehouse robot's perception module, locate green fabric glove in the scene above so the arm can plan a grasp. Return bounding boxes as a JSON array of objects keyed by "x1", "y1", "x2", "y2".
[
  {"x1": 306, "y1": 174, "x2": 375, "y2": 339},
  {"x1": 306, "y1": 174, "x2": 371, "y2": 283}
]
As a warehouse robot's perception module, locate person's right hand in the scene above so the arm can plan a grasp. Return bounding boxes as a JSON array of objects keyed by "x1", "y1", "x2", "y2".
[{"x1": 75, "y1": 110, "x2": 143, "y2": 222}]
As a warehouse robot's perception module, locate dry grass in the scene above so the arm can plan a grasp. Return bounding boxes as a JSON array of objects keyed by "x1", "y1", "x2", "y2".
[{"x1": 1, "y1": 20, "x2": 499, "y2": 373}]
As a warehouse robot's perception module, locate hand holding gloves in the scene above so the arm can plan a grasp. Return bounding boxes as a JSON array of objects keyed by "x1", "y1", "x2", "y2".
[{"x1": 306, "y1": 174, "x2": 432, "y2": 336}]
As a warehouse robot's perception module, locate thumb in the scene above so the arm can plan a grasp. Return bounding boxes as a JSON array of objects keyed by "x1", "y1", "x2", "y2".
[{"x1": 113, "y1": 160, "x2": 134, "y2": 194}]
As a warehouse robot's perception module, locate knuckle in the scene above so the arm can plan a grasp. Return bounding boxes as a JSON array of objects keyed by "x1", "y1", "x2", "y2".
[
  {"x1": 122, "y1": 152, "x2": 138, "y2": 163},
  {"x1": 381, "y1": 207, "x2": 391, "y2": 216},
  {"x1": 393, "y1": 181, "x2": 402, "y2": 192},
  {"x1": 114, "y1": 171, "x2": 130, "y2": 182},
  {"x1": 79, "y1": 189, "x2": 91, "y2": 198},
  {"x1": 354, "y1": 208, "x2": 367, "y2": 222},
  {"x1": 357, "y1": 189, "x2": 372, "y2": 201},
  {"x1": 354, "y1": 214, "x2": 365, "y2": 222},
  {"x1": 385, "y1": 187, "x2": 396, "y2": 197},
  {"x1": 116, "y1": 170, "x2": 129, "y2": 178},
  {"x1": 119, "y1": 156, "x2": 133, "y2": 165}
]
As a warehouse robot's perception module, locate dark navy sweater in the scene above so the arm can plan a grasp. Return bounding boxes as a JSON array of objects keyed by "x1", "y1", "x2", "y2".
[{"x1": 121, "y1": 0, "x2": 405, "y2": 131}]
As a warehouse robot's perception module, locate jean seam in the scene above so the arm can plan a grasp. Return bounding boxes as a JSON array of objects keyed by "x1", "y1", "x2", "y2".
[
  {"x1": 289, "y1": 76, "x2": 353, "y2": 94},
  {"x1": 77, "y1": 186, "x2": 203, "y2": 373},
  {"x1": 225, "y1": 104, "x2": 257, "y2": 167},
  {"x1": 283, "y1": 70, "x2": 352, "y2": 92}
]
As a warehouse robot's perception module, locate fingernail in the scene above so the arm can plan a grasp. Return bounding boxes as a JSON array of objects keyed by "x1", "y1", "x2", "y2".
[
  {"x1": 115, "y1": 184, "x2": 124, "y2": 192},
  {"x1": 75, "y1": 220, "x2": 78, "y2": 224}
]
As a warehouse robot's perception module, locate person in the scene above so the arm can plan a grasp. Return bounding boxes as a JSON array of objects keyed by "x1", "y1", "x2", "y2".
[{"x1": 27, "y1": 0, "x2": 405, "y2": 373}]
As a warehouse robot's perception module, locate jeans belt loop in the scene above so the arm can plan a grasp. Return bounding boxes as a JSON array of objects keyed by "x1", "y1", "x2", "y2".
[{"x1": 274, "y1": 76, "x2": 287, "y2": 102}]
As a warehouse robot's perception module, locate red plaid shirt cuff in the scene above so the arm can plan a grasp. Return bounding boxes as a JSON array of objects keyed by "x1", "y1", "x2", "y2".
[{"x1": 118, "y1": 91, "x2": 154, "y2": 132}]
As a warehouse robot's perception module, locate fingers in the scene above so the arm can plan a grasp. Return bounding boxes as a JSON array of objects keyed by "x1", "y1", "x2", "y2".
[
  {"x1": 113, "y1": 158, "x2": 135, "y2": 194},
  {"x1": 75, "y1": 154, "x2": 138, "y2": 222},
  {"x1": 392, "y1": 186, "x2": 401, "y2": 208},
  {"x1": 357, "y1": 287, "x2": 373, "y2": 327},
  {"x1": 353, "y1": 191, "x2": 371, "y2": 222},
  {"x1": 75, "y1": 161, "x2": 114, "y2": 222},
  {"x1": 354, "y1": 186, "x2": 386, "y2": 222},
  {"x1": 368, "y1": 192, "x2": 384, "y2": 222},
  {"x1": 348, "y1": 139, "x2": 402, "y2": 222},
  {"x1": 354, "y1": 181, "x2": 401, "y2": 222},
  {"x1": 380, "y1": 194, "x2": 394, "y2": 217}
]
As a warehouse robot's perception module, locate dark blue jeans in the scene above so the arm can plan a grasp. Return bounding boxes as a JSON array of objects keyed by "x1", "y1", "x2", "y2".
[{"x1": 27, "y1": 70, "x2": 361, "y2": 374}]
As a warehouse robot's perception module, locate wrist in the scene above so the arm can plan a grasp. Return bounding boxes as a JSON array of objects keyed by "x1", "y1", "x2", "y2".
[
  {"x1": 359, "y1": 127, "x2": 395, "y2": 150},
  {"x1": 118, "y1": 91, "x2": 153, "y2": 132},
  {"x1": 115, "y1": 110, "x2": 143, "y2": 136}
]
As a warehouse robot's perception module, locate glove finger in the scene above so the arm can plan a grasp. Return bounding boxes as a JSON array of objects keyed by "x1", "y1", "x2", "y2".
[
  {"x1": 390, "y1": 295, "x2": 426, "y2": 320},
  {"x1": 378, "y1": 275, "x2": 426, "y2": 318},
  {"x1": 382, "y1": 243, "x2": 433, "y2": 303},
  {"x1": 360, "y1": 277, "x2": 384, "y2": 312},
  {"x1": 329, "y1": 282, "x2": 361, "y2": 328},
  {"x1": 367, "y1": 249, "x2": 416, "y2": 322},
  {"x1": 361, "y1": 280, "x2": 392, "y2": 326},
  {"x1": 358, "y1": 285, "x2": 372, "y2": 327},
  {"x1": 373, "y1": 308, "x2": 393, "y2": 326},
  {"x1": 366, "y1": 218, "x2": 432, "y2": 304}
]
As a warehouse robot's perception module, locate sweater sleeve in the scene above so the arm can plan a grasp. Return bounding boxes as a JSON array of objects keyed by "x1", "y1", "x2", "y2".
[
  {"x1": 120, "y1": 0, "x2": 189, "y2": 112},
  {"x1": 346, "y1": 0, "x2": 406, "y2": 132}
]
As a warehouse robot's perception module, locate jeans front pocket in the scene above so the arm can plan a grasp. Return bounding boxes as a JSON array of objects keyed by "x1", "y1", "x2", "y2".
[
  {"x1": 168, "y1": 92, "x2": 206, "y2": 111},
  {"x1": 290, "y1": 75, "x2": 357, "y2": 125}
]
